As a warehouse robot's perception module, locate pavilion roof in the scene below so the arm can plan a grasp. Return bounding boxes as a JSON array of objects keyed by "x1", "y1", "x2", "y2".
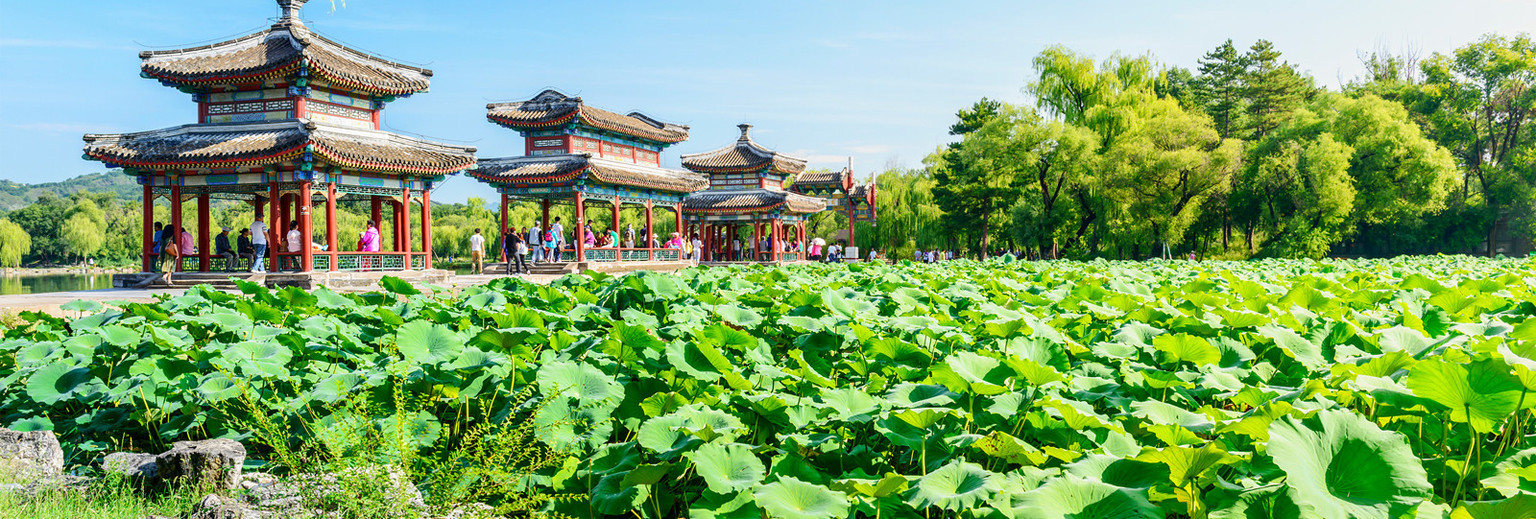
[
  {"x1": 470, "y1": 154, "x2": 707, "y2": 193},
  {"x1": 683, "y1": 189, "x2": 829, "y2": 215},
  {"x1": 681, "y1": 124, "x2": 807, "y2": 176},
  {"x1": 139, "y1": 17, "x2": 432, "y2": 96},
  {"x1": 83, "y1": 119, "x2": 476, "y2": 175},
  {"x1": 851, "y1": 182, "x2": 876, "y2": 204},
  {"x1": 487, "y1": 90, "x2": 690, "y2": 144}
]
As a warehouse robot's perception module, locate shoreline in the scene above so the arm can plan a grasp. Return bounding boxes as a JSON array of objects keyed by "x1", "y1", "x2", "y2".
[{"x1": 0, "y1": 266, "x2": 136, "y2": 278}]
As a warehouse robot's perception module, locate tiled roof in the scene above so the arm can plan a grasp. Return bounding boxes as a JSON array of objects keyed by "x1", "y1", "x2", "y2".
[
  {"x1": 487, "y1": 90, "x2": 689, "y2": 144},
  {"x1": 791, "y1": 169, "x2": 850, "y2": 187},
  {"x1": 83, "y1": 119, "x2": 476, "y2": 175},
  {"x1": 471, "y1": 154, "x2": 707, "y2": 193},
  {"x1": 681, "y1": 124, "x2": 808, "y2": 175},
  {"x1": 139, "y1": 19, "x2": 432, "y2": 96},
  {"x1": 683, "y1": 189, "x2": 829, "y2": 214},
  {"x1": 851, "y1": 182, "x2": 876, "y2": 204}
]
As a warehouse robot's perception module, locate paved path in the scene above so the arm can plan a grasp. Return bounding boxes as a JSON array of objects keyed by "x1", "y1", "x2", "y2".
[{"x1": 0, "y1": 273, "x2": 562, "y2": 316}]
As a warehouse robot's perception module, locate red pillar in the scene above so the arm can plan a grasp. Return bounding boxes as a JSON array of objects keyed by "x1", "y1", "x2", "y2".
[
  {"x1": 326, "y1": 183, "x2": 338, "y2": 271},
  {"x1": 299, "y1": 182, "x2": 313, "y2": 272},
  {"x1": 197, "y1": 194, "x2": 210, "y2": 271},
  {"x1": 401, "y1": 188, "x2": 412, "y2": 256},
  {"x1": 772, "y1": 219, "x2": 782, "y2": 263},
  {"x1": 674, "y1": 204, "x2": 683, "y2": 249},
  {"x1": 422, "y1": 188, "x2": 433, "y2": 269},
  {"x1": 141, "y1": 184, "x2": 153, "y2": 272},
  {"x1": 370, "y1": 196, "x2": 383, "y2": 243},
  {"x1": 847, "y1": 200, "x2": 857, "y2": 249},
  {"x1": 499, "y1": 193, "x2": 509, "y2": 262},
  {"x1": 391, "y1": 201, "x2": 403, "y2": 251},
  {"x1": 612, "y1": 196, "x2": 621, "y2": 249},
  {"x1": 541, "y1": 198, "x2": 551, "y2": 231},
  {"x1": 644, "y1": 200, "x2": 654, "y2": 260},
  {"x1": 268, "y1": 182, "x2": 279, "y2": 270},
  {"x1": 170, "y1": 185, "x2": 183, "y2": 272},
  {"x1": 574, "y1": 192, "x2": 586, "y2": 262},
  {"x1": 278, "y1": 194, "x2": 291, "y2": 242}
]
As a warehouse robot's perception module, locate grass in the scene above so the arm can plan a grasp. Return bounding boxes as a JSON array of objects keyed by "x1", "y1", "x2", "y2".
[{"x1": 0, "y1": 472, "x2": 204, "y2": 519}]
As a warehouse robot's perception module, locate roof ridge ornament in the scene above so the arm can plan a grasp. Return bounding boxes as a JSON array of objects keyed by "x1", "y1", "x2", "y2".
[
  {"x1": 277, "y1": 0, "x2": 307, "y2": 21},
  {"x1": 738, "y1": 123, "x2": 753, "y2": 141}
]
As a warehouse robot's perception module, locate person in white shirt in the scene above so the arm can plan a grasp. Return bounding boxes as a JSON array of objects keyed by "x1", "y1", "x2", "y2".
[
  {"x1": 527, "y1": 223, "x2": 543, "y2": 263},
  {"x1": 250, "y1": 217, "x2": 269, "y2": 273},
  {"x1": 469, "y1": 229, "x2": 485, "y2": 274},
  {"x1": 284, "y1": 220, "x2": 301, "y2": 271},
  {"x1": 550, "y1": 218, "x2": 565, "y2": 263}
]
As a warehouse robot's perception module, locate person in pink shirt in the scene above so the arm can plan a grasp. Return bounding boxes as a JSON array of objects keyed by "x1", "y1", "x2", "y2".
[
  {"x1": 180, "y1": 227, "x2": 196, "y2": 255},
  {"x1": 360, "y1": 221, "x2": 381, "y2": 252}
]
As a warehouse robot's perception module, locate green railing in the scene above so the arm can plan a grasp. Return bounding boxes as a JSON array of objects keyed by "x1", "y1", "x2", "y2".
[
  {"x1": 621, "y1": 249, "x2": 651, "y2": 261},
  {"x1": 411, "y1": 254, "x2": 425, "y2": 270},
  {"x1": 656, "y1": 249, "x2": 680, "y2": 261},
  {"x1": 180, "y1": 257, "x2": 201, "y2": 272},
  {"x1": 782, "y1": 253, "x2": 801, "y2": 262},
  {"x1": 586, "y1": 248, "x2": 618, "y2": 262},
  {"x1": 560, "y1": 250, "x2": 578, "y2": 262},
  {"x1": 337, "y1": 253, "x2": 406, "y2": 272},
  {"x1": 313, "y1": 254, "x2": 330, "y2": 271}
]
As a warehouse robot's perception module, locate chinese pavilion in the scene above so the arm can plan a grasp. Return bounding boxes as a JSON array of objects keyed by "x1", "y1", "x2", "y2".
[
  {"x1": 470, "y1": 90, "x2": 707, "y2": 264},
  {"x1": 682, "y1": 124, "x2": 828, "y2": 263},
  {"x1": 82, "y1": 0, "x2": 475, "y2": 277},
  {"x1": 788, "y1": 167, "x2": 878, "y2": 248}
]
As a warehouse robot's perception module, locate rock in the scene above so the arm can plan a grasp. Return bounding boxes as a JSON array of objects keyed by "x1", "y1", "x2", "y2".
[
  {"x1": 104, "y1": 452, "x2": 160, "y2": 478},
  {"x1": 443, "y1": 502, "x2": 500, "y2": 519},
  {"x1": 0, "y1": 429, "x2": 64, "y2": 479},
  {"x1": 156, "y1": 439, "x2": 245, "y2": 490},
  {"x1": 185, "y1": 494, "x2": 245, "y2": 519}
]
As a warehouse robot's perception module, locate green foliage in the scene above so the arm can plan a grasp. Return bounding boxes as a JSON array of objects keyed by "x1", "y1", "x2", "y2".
[
  {"x1": 0, "y1": 217, "x2": 30, "y2": 267},
  {"x1": 3, "y1": 244, "x2": 1536, "y2": 517}
]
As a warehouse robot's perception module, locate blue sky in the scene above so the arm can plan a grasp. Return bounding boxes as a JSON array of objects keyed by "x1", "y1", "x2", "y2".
[{"x1": 1, "y1": 0, "x2": 1532, "y2": 203}]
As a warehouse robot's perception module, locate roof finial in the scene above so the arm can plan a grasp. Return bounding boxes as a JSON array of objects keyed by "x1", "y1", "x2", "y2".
[
  {"x1": 277, "y1": 0, "x2": 307, "y2": 20},
  {"x1": 737, "y1": 123, "x2": 752, "y2": 141}
]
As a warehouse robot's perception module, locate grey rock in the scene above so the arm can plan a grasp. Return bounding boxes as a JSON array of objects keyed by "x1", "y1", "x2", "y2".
[
  {"x1": 104, "y1": 452, "x2": 160, "y2": 478},
  {"x1": 0, "y1": 429, "x2": 64, "y2": 479},
  {"x1": 156, "y1": 439, "x2": 246, "y2": 490},
  {"x1": 185, "y1": 494, "x2": 245, "y2": 519}
]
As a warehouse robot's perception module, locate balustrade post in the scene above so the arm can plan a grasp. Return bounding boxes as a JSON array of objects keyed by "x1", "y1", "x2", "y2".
[
  {"x1": 141, "y1": 184, "x2": 152, "y2": 272},
  {"x1": 326, "y1": 183, "x2": 338, "y2": 271}
]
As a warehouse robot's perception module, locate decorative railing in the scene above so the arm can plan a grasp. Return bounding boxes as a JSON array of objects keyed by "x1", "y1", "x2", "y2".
[
  {"x1": 782, "y1": 253, "x2": 801, "y2": 262},
  {"x1": 560, "y1": 250, "x2": 578, "y2": 262},
  {"x1": 411, "y1": 254, "x2": 425, "y2": 270},
  {"x1": 277, "y1": 254, "x2": 304, "y2": 272},
  {"x1": 313, "y1": 254, "x2": 330, "y2": 271},
  {"x1": 180, "y1": 257, "x2": 202, "y2": 272},
  {"x1": 337, "y1": 253, "x2": 406, "y2": 272},
  {"x1": 586, "y1": 248, "x2": 618, "y2": 262},
  {"x1": 655, "y1": 249, "x2": 680, "y2": 262},
  {"x1": 621, "y1": 249, "x2": 651, "y2": 261}
]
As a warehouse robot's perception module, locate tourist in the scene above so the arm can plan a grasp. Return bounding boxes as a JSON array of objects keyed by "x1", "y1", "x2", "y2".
[
  {"x1": 691, "y1": 234, "x2": 703, "y2": 264},
  {"x1": 149, "y1": 222, "x2": 165, "y2": 270},
  {"x1": 732, "y1": 236, "x2": 742, "y2": 261},
  {"x1": 650, "y1": 233, "x2": 660, "y2": 249},
  {"x1": 550, "y1": 217, "x2": 564, "y2": 263},
  {"x1": 158, "y1": 225, "x2": 180, "y2": 274},
  {"x1": 608, "y1": 226, "x2": 620, "y2": 249},
  {"x1": 527, "y1": 222, "x2": 543, "y2": 263},
  {"x1": 215, "y1": 227, "x2": 236, "y2": 272},
  {"x1": 506, "y1": 227, "x2": 528, "y2": 275},
  {"x1": 868, "y1": 249, "x2": 878, "y2": 263},
  {"x1": 283, "y1": 221, "x2": 301, "y2": 271},
  {"x1": 250, "y1": 217, "x2": 269, "y2": 273},
  {"x1": 811, "y1": 237, "x2": 825, "y2": 261},
  {"x1": 236, "y1": 229, "x2": 254, "y2": 270},
  {"x1": 180, "y1": 227, "x2": 196, "y2": 256},
  {"x1": 583, "y1": 224, "x2": 597, "y2": 248},
  {"x1": 469, "y1": 228, "x2": 485, "y2": 274},
  {"x1": 625, "y1": 225, "x2": 635, "y2": 248}
]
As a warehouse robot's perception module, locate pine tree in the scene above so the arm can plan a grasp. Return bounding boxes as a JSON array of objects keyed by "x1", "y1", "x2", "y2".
[
  {"x1": 1195, "y1": 39, "x2": 1248, "y2": 140},
  {"x1": 1242, "y1": 40, "x2": 1314, "y2": 139}
]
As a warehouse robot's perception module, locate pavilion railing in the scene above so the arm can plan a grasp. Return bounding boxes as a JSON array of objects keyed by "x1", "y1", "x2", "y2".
[
  {"x1": 560, "y1": 250, "x2": 578, "y2": 262},
  {"x1": 621, "y1": 249, "x2": 651, "y2": 261},
  {"x1": 313, "y1": 254, "x2": 330, "y2": 272},
  {"x1": 411, "y1": 254, "x2": 426, "y2": 270},
  {"x1": 277, "y1": 254, "x2": 304, "y2": 272},
  {"x1": 180, "y1": 257, "x2": 201, "y2": 272},
  {"x1": 336, "y1": 253, "x2": 407, "y2": 272},
  {"x1": 586, "y1": 249, "x2": 618, "y2": 262},
  {"x1": 782, "y1": 253, "x2": 801, "y2": 262},
  {"x1": 655, "y1": 249, "x2": 680, "y2": 262}
]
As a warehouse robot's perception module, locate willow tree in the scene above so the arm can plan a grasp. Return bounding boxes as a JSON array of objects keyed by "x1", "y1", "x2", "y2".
[
  {"x1": 0, "y1": 218, "x2": 30, "y2": 268},
  {"x1": 61, "y1": 198, "x2": 106, "y2": 264}
]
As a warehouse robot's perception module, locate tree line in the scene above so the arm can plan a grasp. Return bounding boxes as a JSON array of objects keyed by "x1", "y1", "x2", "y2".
[{"x1": 862, "y1": 34, "x2": 1534, "y2": 260}]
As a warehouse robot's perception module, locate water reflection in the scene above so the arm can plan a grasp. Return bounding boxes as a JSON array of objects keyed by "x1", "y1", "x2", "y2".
[{"x1": 0, "y1": 273, "x2": 116, "y2": 295}]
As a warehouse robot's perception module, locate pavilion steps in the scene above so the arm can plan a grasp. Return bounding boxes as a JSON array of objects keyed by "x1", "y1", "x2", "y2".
[
  {"x1": 486, "y1": 262, "x2": 578, "y2": 276},
  {"x1": 168, "y1": 272, "x2": 262, "y2": 289}
]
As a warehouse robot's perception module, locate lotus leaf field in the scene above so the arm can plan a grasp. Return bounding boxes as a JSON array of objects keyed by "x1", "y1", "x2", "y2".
[{"x1": 4, "y1": 257, "x2": 1536, "y2": 518}]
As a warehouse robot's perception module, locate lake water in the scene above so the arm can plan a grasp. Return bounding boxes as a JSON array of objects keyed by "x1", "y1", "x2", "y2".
[{"x1": 0, "y1": 273, "x2": 116, "y2": 295}]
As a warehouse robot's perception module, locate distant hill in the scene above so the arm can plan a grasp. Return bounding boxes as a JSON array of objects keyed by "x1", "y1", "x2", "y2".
[{"x1": 0, "y1": 171, "x2": 140, "y2": 211}]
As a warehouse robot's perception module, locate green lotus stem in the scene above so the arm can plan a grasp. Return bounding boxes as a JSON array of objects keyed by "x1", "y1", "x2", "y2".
[{"x1": 1451, "y1": 406, "x2": 1475, "y2": 506}]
